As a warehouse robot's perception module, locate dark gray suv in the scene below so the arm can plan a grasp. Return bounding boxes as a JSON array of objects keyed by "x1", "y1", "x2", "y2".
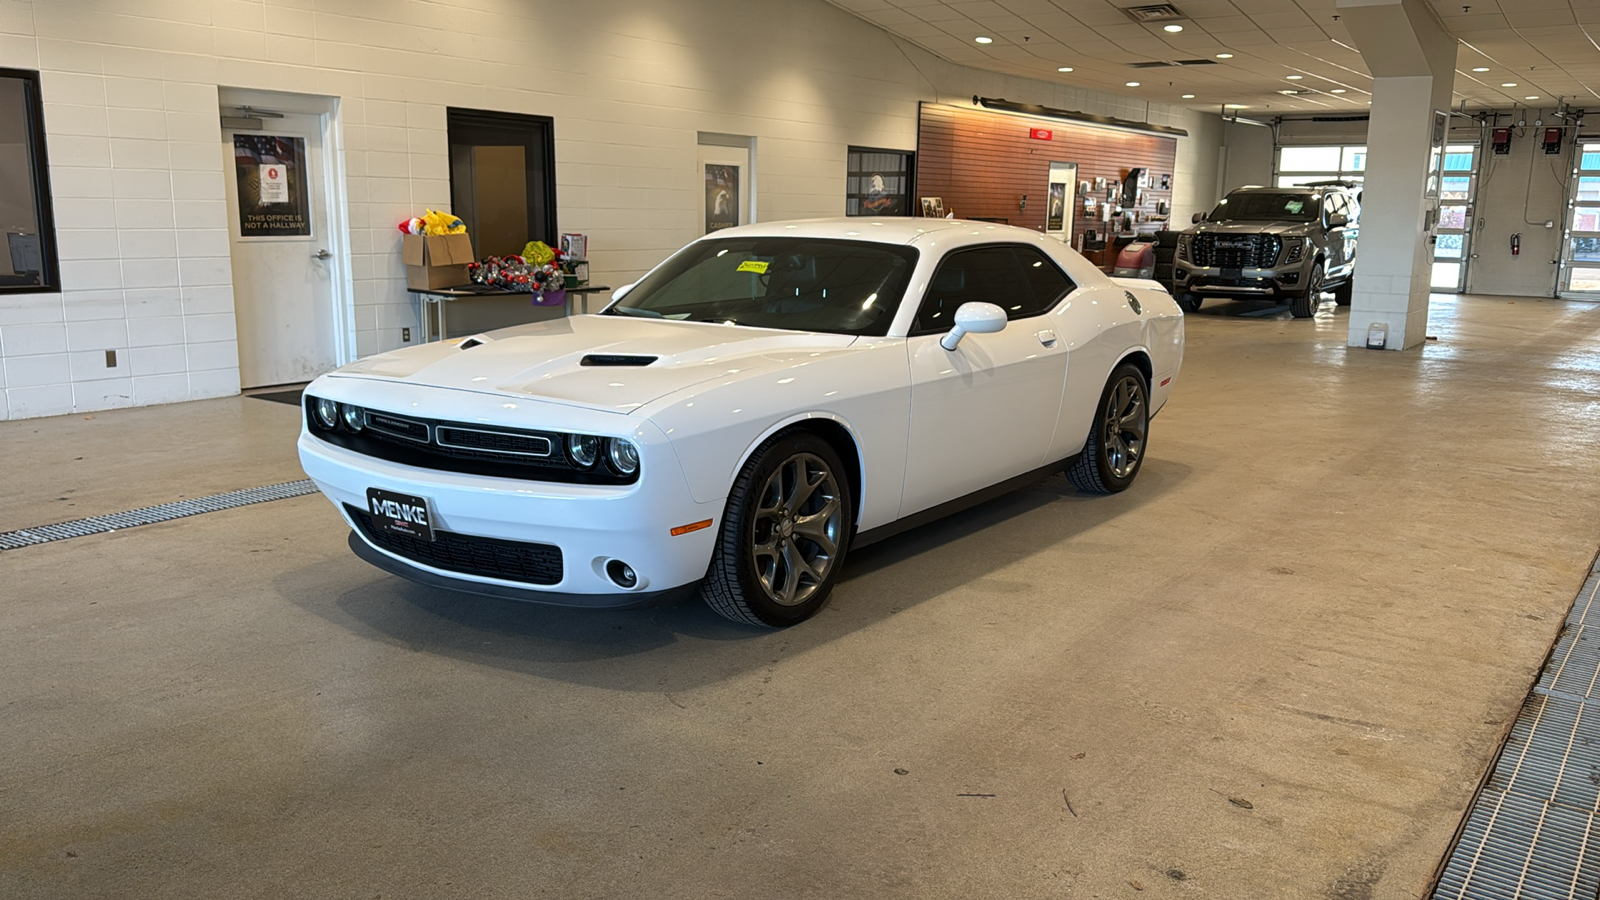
[{"x1": 1174, "y1": 184, "x2": 1359, "y2": 318}]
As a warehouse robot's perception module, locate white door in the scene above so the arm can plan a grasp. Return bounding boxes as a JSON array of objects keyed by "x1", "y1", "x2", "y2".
[
  {"x1": 899, "y1": 244, "x2": 1071, "y2": 517},
  {"x1": 223, "y1": 112, "x2": 338, "y2": 388}
]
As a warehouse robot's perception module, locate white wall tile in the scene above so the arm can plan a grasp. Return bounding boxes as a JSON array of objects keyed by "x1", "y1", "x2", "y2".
[
  {"x1": 175, "y1": 229, "x2": 228, "y2": 257},
  {"x1": 185, "y1": 339, "x2": 238, "y2": 371},
  {"x1": 56, "y1": 229, "x2": 122, "y2": 261},
  {"x1": 124, "y1": 289, "x2": 183, "y2": 318},
  {"x1": 73, "y1": 377, "x2": 136, "y2": 411},
  {"x1": 104, "y1": 76, "x2": 166, "y2": 110},
  {"x1": 4, "y1": 353, "x2": 72, "y2": 388},
  {"x1": 168, "y1": 140, "x2": 221, "y2": 171},
  {"x1": 53, "y1": 198, "x2": 117, "y2": 229},
  {"x1": 107, "y1": 107, "x2": 168, "y2": 140},
  {"x1": 187, "y1": 366, "x2": 239, "y2": 398},
  {"x1": 181, "y1": 285, "x2": 234, "y2": 315},
  {"x1": 173, "y1": 199, "x2": 226, "y2": 228},
  {"x1": 51, "y1": 166, "x2": 115, "y2": 199},
  {"x1": 116, "y1": 198, "x2": 177, "y2": 229},
  {"x1": 0, "y1": 294, "x2": 66, "y2": 327},
  {"x1": 121, "y1": 258, "x2": 180, "y2": 289},
  {"x1": 69, "y1": 348, "x2": 126, "y2": 381},
  {"x1": 128, "y1": 344, "x2": 188, "y2": 376},
  {"x1": 132, "y1": 373, "x2": 190, "y2": 405},
  {"x1": 62, "y1": 290, "x2": 127, "y2": 322},
  {"x1": 112, "y1": 168, "x2": 174, "y2": 200},
  {"x1": 170, "y1": 169, "x2": 223, "y2": 201},
  {"x1": 66, "y1": 318, "x2": 129, "y2": 351},
  {"x1": 110, "y1": 138, "x2": 172, "y2": 169},
  {"x1": 182, "y1": 312, "x2": 236, "y2": 343},
  {"x1": 6, "y1": 385, "x2": 76, "y2": 419},
  {"x1": 127, "y1": 315, "x2": 186, "y2": 347},
  {"x1": 177, "y1": 255, "x2": 230, "y2": 286},
  {"x1": 59, "y1": 259, "x2": 124, "y2": 291},
  {"x1": 119, "y1": 229, "x2": 179, "y2": 259},
  {"x1": 47, "y1": 134, "x2": 112, "y2": 167}
]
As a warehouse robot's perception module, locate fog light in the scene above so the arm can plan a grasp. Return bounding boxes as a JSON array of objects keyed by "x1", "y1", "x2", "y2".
[
  {"x1": 568, "y1": 434, "x2": 600, "y2": 468},
  {"x1": 312, "y1": 397, "x2": 338, "y2": 430},
  {"x1": 605, "y1": 559, "x2": 638, "y2": 589},
  {"x1": 341, "y1": 403, "x2": 365, "y2": 431},
  {"x1": 1174, "y1": 269, "x2": 1188, "y2": 280},
  {"x1": 607, "y1": 438, "x2": 639, "y2": 475}
]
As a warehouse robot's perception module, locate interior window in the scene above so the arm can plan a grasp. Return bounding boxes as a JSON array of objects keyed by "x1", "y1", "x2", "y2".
[
  {"x1": 912, "y1": 245, "x2": 1074, "y2": 334},
  {"x1": 0, "y1": 68, "x2": 58, "y2": 293}
]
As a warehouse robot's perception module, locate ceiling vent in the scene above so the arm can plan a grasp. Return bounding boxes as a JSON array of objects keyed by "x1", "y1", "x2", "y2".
[
  {"x1": 1121, "y1": 4, "x2": 1186, "y2": 23},
  {"x1": 1175, "y1": 59, "x2": 1218, "y2": 66},
  {"x1": 1129, "y1": 58, "x2": 1217, "y2": 69},
  {"x1": 1129, "y1": 61, "x2": 1176, "y2": 68}
]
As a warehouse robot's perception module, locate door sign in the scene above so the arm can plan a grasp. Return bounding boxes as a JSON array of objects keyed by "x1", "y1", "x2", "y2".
[{"x1": 233, "y1": 134, "x2": 310, "y2": 237}]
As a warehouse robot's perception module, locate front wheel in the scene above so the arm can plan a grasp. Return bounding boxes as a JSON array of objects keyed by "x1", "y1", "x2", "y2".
[
  {"x1": 1332, "y1": 277, "x2": 1353, "y2": 306},
  {"x1": 1176, "y1": 291, "x2": 1202, "y2": 313},
  {"x1": 1290, "y1": 262, "x2": 1325, "y2": 318},
  {"x1": 701, "y1": 432, "x2": 853, "y2": 627},
  {"x1": 1067, "y1": 364, "x2": 1150, "y2": 495}
]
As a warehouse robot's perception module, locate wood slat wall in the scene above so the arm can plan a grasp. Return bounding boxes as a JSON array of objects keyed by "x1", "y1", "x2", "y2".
[{"x1": 916, "y1": 103, "x2": 1179, "y2": 249}]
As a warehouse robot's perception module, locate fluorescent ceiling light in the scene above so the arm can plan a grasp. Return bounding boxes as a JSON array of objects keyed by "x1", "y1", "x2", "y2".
[
  {"x1": 1163, "y1": 24, "x2": 1184, "y2": 32},
  {"x1": 1472, "y1": 67, "x2": 1490, "y2": 72},
  {"x1": 975, "y1": 36, "x2": 993, "y2": 44},
  {"x1": 1216, "y1": 53, "x2": 1234, "y2": 59},
  {"x1": 1286, "y1": 75, "x2": 1303, "y2": 80},
  {"x1": 1181, "y1": 93, "x2": 1195, "y2": 99},
  {"x1": 1126, "y1": 81, "x2": 1141, "y2": 87},
  {"x1": 1330, "y1": 89, "x2": 1347, "y2": 94},
  {"x1": 1057, "y1": 66, "x2": 1074, "y2": 72},
  {"x1": 1225, "y1": 103, "x2": 1247, "y2": 108},
  {"x1": 1501, "y1": 82, "x2": 1518, "y2": 87},
  {"x1": 1525, "y1": 95, "x2": 1540, "y2": 100}
]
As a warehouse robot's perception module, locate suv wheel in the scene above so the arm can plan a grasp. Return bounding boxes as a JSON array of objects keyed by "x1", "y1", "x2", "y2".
[
  {"x1": 1176, "y1": 292, "x2": 1202, "y2": 313},
  {"x1": 1290, "y1": 262, "x2": 1325, "y2": 319},
  {"x1": 1333, "y1": 277, "x2": 1353, "y2": 306}
]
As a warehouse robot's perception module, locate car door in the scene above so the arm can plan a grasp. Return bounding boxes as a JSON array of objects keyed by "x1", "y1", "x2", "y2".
[{"x1": 900, "y1": 244, "x2": 1073, "y2": 517}]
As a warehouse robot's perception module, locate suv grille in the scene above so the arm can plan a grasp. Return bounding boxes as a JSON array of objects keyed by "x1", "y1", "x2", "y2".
[
  {"x1": 1192, "y1": 234, "x2": 1282, "y2": 268},
  {"x1": 348, "y1": 505, "x2": 563, "y2": 585}
]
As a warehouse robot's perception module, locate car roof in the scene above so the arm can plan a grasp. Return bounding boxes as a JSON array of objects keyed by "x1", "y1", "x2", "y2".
[
  {"x1": 1229, "y1": 185, "x2": 1346, "y2": 195},
  {"x1": 701, "y1": 216, "x2": 1047, "y2": 247}
]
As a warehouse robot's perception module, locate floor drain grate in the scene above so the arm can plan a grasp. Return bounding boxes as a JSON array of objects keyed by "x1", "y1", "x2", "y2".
[
  {"x1": 1433, "y1": 562, "x2": 1600, "y2": 899},
  {"x1": 0, "y1": 480, "x2": 319, "y2": 551}
]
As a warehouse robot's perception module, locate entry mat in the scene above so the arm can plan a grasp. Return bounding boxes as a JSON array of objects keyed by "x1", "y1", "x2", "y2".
[
  {"x1": 249, "y1": 388, "x2": 304, "y2": 406},
  {"x1": 1432, "y1": 558, "x2": 1600, "y2": 899},
  {"x1": 0, "y1": 480, "x2": 318, "y2": 551}
]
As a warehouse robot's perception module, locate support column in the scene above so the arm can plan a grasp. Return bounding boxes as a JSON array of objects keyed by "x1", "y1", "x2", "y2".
[{"x1": 1335, "y1": 0, "x2": 1457, "y2": 350}]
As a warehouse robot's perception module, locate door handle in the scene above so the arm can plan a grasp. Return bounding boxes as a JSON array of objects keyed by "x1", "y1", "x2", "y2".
[
  {"x1": 1036, "y1": 329, "x2": 1058, "y2": 347},
  {"x1": 312, "y1": 249, "x2": 332, "y2": 260}
]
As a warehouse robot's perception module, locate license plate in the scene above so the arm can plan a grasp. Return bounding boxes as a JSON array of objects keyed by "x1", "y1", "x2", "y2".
[
  {"x1": 1220, "y1": 267, "x2": 1243, "y2": 280},
  {"x1": 366, "y1": 488, "x2": 435, "y2": 542}
]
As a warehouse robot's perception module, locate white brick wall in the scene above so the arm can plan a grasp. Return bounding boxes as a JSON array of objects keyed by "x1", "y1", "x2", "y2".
[{"x1": 0, "y1": 0, "x2": 1222, "y2": 420}]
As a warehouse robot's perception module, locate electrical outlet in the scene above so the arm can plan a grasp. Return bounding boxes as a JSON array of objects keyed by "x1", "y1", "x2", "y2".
[
  {"x1": 105, "y1": 349, "x2": 116, "y2": 368},
  {"x1": 402, "y1": 327, "x2": 411, "y2": 342}
]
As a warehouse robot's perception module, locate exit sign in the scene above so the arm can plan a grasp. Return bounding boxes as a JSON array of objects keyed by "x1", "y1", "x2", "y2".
[{"x1": 1029, "y1": 128, "x2": 1053, "y2": 141}]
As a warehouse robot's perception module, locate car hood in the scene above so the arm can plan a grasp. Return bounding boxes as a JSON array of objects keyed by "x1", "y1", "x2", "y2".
[
  {"x1": 1190, "y1": 220, "x2": 1313, "y2": 237},
  {"x1": 326, "y1": 314, "x2": 859, "y2": 414}
]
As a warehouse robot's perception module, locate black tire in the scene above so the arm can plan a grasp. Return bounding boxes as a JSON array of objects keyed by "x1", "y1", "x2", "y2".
[
  {"x1": 1290, "y1": 261, "x2": 1325, "y2": 319},
  {"x1": 1333, "y1": 276, "x2": 1353, "y2": 306},
  {"x1": 1176, "y1": 292, "x2": 1202, "y2": 313},
  {"x1": 1067, "y1": 363, "x2": 1150, "y2": 495},
  {"x1": 701, "y1": 431, "x2": 853, "y2": 627}
]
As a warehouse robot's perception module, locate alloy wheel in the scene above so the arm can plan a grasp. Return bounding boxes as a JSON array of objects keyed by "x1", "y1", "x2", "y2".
[
  {"x1": 1102, "y1": 376, "x2": 1148, "y2": 479},
  {"x1": 750, "y1": 452, "x2": 843, "y2": 607}
]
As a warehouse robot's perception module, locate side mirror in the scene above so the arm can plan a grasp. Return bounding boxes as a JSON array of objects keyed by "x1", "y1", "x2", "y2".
[
  {"x1": 1327, "y1": 213, "x2": 1349, "y2": 227},
  {"x1": 940, "y1": 302, "x2": 1008, "y2": 351},
  {"x1": 611, "y1": 282, "x2": 637, "y2": 302},
  {"x1": 1191, "y1": 212, "x2": 1206, "y2": 224}
]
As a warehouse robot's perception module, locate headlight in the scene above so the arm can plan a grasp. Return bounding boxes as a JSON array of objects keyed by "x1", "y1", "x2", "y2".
[
  {"x1": 341, "y1": 404, "x2": 365, "y2": 431},
  {"x1": 607, "y1": 438, "x2": 639, "y2": 475},
  {"x1": 568, "y1": 433, "x2": 600, "y2": 468},
  {"x1": 312, "y1": 397, "x2": 338, "y2": 430}
]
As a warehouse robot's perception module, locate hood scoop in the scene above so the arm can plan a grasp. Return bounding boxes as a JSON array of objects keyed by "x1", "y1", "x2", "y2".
[{"x1": 580, "y1": 354, "x2": 658, "y2": 367}]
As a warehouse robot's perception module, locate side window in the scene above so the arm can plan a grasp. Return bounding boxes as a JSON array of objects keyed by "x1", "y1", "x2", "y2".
[
  {"x1": 1344, "y1": 192, "x2": 1360, "y2": 223},
  {"x1": 912, "y1": 245, "x2": 1074, "y2": 334},
  {"x1": 1326, "y1": 193, "x2": 1347, "y2": 224}
]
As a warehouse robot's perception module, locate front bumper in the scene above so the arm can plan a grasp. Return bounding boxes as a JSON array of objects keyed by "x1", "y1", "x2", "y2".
[
  {"x1": 297, "y1": 384, "x2": 724, "y2": 605},
  {"x1": 1174, "y1": 258, "x2": 1313, "y2": 298}
]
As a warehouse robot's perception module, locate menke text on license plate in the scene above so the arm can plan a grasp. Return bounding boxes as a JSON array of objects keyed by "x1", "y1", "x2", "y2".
[{"x1": 366, "y1": 488, "x2": 435, "y2": 542}]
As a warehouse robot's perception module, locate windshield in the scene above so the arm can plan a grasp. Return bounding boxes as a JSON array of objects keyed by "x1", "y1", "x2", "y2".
[
  {"x1": 606, "y1": 238, "x2": 918, "y2": 336},
  {"x1": 1209, "y1": 192, "x2": 1318, "y2": 222}
]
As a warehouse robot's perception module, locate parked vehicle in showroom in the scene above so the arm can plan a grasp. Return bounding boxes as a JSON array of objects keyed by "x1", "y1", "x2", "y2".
[
  {"x1": 1174, "y1": 182, "x2": 1359, "y2": 318},
  {"x1": 299, "y1": 218, "x2": 1185, "y2": 627}
]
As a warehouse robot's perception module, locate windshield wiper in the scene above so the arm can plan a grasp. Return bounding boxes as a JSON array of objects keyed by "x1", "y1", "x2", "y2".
[
  {"x1": 606, "y1": 306, "x2": 664, "y2": 318},
  {"x1": 698, "y1": 317, "x2": 744, "y2": 326}
]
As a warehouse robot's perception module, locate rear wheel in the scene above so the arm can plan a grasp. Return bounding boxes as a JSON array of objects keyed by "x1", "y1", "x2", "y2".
[
  {"x1": 1176, "y1": 292, "x2": 1202, "y2": 313},
  {"x1": 1067, "y1": 364, "x2": 1150, "y2": 495},
  {"x1": 1290, "y1": 261, "x2": 1325, "y2": 319},
  {"x1": 1333, "y1": 276, "x2": 1353, "y2": 306},
  {"x1": 701, "y1": 432, "x2": 852, "y2": 627}
]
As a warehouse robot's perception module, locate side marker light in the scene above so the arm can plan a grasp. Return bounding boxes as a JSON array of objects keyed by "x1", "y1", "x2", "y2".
[{"x1": 671, "y1": 519, "x2": 714, "y2": 537}]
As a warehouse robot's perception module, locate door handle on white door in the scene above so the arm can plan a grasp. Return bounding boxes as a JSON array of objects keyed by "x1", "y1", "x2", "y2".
[
  {"x1": 312, "y1": 249, "x2": 332, "y2": 260},
  {"x1": 1036, "y1": 330, "x2": 1058, "y2": 347}
]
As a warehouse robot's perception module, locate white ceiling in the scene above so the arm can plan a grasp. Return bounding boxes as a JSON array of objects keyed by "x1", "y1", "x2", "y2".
[{"x1": 822, "y1": 0, "x2": 1600, "y2": 114}]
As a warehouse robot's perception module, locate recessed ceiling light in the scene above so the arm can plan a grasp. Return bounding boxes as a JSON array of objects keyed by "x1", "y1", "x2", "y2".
[
  {"x1": 1501, "y1": 82, "x2": 1518, "y2": 87},
  {"x1": 1163, "y1": 24, "x2": 1184, "y2": 32},
  {"x1": 1225, "y1": 103, "x2": 1248, "y2": 109},
  {"x1": 1057, "y1": 66, "x2": 1074, "y2": 72},
  {"x1": 1525, "y1": 95, "x2": 1540, "y2": 100},
  {"x1": 1216, "y1": 52, "x2": 1234, "y2": 59},
  {"x1": 1126, "y1": 81, "x2": 1141, "y2": 87},
  {"x1": 1181, "y1": 93, "x2": 1196, "y2": 99},
  {"x1": 974, "y1": 36, "x2": 993, "y2": 44},
  {"x1": 1472, "y1": 67, "x2": 1490, "y2": 72},
  {"x1": 1286, "y1": 74, "x2": 1303, "y2": 80},
  {"x1": 1330, "y1": 88, "x2": 1347, "y2": 93}
]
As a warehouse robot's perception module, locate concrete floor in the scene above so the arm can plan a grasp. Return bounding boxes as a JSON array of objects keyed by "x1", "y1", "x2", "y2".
[{"x1": 4, "y1": 295, "x2": 1600, "y2": 899}]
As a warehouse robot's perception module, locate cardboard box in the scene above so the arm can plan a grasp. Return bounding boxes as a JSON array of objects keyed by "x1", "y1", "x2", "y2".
[{"x1": 402, "y1": 233, "x2": 475, "y2": 291}]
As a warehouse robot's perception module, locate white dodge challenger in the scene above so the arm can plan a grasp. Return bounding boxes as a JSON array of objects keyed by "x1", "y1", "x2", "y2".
[{"x1": 299, "y1": 218, "x2": 1184, "y2": 626}]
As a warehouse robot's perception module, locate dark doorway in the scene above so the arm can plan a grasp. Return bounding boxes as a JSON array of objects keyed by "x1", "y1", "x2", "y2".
[{"x1": 447, "y1": 108, "x2": 557, "y2": 258}]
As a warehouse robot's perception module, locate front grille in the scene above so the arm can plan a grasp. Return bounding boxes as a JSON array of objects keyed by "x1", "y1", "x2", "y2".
[
  {"x1": 1191, "y1": 233, "x2": 1282, "y2": 268},
  {"x1": 436, "y1": 426, "x2": 553, "y2": 458},
  {"x1": 348, "y1": 505, "x2": 563, "y2": 585}
]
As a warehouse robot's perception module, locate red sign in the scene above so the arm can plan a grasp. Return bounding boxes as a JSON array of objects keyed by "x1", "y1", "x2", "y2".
[{"x1": 1029, "y1": 128, "x2": 1053, "y2": 141}]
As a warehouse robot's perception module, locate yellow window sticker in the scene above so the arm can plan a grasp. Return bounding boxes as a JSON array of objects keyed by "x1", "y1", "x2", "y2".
[{"x1": 736, "y1": 260, "x2": 769, "y2": 274}]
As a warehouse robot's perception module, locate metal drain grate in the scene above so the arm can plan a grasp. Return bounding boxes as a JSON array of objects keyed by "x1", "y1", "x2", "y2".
[
  {"x1": 0, "y1": 480, "x2": 319, "y2": 551},
  {"x1": 1433, "y1": 561, "x2": 1600, "y2": 899}
]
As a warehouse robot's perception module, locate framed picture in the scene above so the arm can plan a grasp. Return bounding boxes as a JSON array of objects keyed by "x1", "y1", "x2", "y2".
[
  {"x1": 1093, "y1": 176, "x2": 1108, "y2": 192},
  {"x1": 232, "y1": 134, "x2": 310, "y2": 237},
  {"x1": 705, "y1": 164, "x2": 741, "y2": 233},
  {"x1": 1046, "y1": 182, "x2": 1066, "y2": 232},
  {"x1": 920, "y1": 197, "x2": 946, "y2": 218},
  {"x1": 1159, "y1": 173, "x2": 1172, "y2": 190},
  {"x1": 846, "y1": 146, "x2": 914, "y2": 216}
]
